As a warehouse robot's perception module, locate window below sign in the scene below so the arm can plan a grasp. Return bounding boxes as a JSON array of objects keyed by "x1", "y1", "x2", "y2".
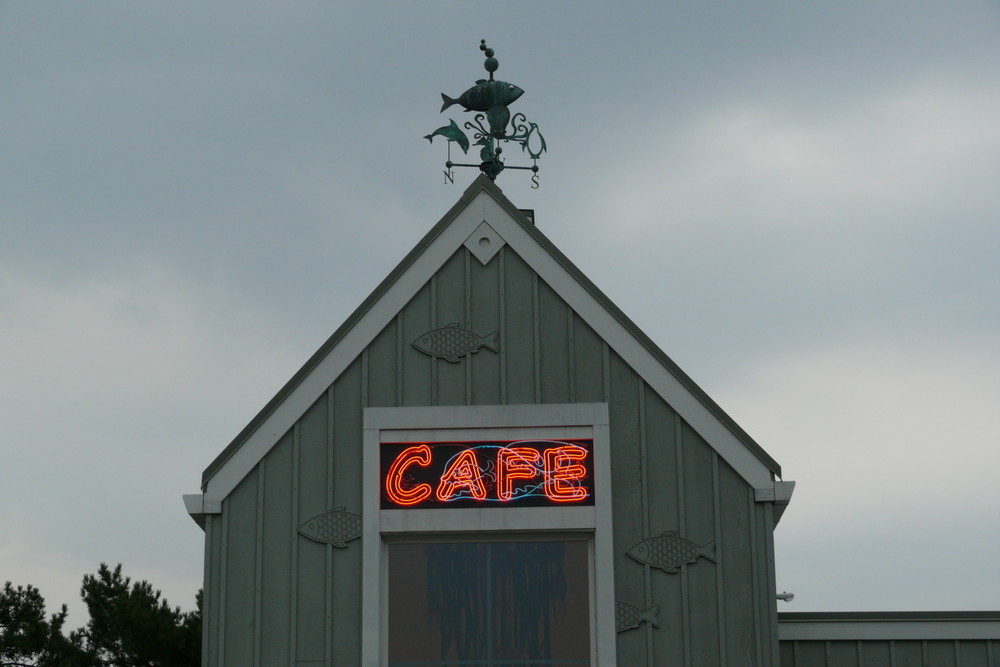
[
  {"x1": 362, "y1": 404, "x2": 616, "y2": 666},
  {"x1": 387, "y1": 539, "x2": 591, "y2": 666}
]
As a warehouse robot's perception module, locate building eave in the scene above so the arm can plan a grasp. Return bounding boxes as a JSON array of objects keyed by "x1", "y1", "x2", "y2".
[{"x1": 778, "y1": 611, "x2": 1000, "y2": 640}]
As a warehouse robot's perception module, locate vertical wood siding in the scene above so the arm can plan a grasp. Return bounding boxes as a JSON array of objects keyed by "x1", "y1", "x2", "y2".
[
  {"x1": 330, "y1": 360, "x2": 363, "y2": 664},
  {"x1": 260, "y1": 431, "x2": 292, "y2": 665},
  {"x1": 205, "y1": 246, "x2": 780, "y2": 665}
]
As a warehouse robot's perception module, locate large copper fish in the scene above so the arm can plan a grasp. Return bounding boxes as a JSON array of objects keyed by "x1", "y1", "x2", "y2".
[{"x1": 440, "y1": 79, "x2": 524, "y2": 113}]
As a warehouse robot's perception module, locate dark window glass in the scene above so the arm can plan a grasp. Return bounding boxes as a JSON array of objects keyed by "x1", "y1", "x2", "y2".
[{"x1": 387, "y1": 540, "x2": 590, "y2": 666}]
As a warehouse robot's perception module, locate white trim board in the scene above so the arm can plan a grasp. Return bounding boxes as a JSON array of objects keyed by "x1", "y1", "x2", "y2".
[
  {"x1": 202, "y1": 184, "x2": 779, "y2": 504},
  {"x1": 779, "y1": 618, "x2": 1000, "y2": 641},
  {"x1": 361, "y1": 403, "x2": 616, "y2": 667}
]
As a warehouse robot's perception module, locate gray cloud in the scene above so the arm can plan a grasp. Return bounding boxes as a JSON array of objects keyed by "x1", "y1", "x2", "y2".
[{"x1": 1, "y1": 0, "x2": 997, "y2": 623}]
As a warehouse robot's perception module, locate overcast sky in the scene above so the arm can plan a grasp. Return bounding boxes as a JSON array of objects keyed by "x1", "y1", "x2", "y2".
[{"x1": 2, "y1": 2, "x2": 998, "y2": 626}]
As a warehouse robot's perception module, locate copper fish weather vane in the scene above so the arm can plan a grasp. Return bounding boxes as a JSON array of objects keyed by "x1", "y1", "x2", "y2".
[{"x1": 426, "y1": 40, "x2": 546, "y2": 186}]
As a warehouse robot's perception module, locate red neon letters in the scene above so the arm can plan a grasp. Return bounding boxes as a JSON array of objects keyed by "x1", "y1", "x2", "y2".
[
  {"x1": 384, "y1": 444, "x2": 433, "y2": 506},
  {"x1": 496, "y1": 447, "x2": 542, "y2": 501},
  {"x1": 383, "y1": 442, "x2": 591, "y2": 507},
  {"x1": 542, "y1": 446, "x2": 590, "y2": 502},
  {"x1": 435, "y1": 449, "x2": 488, "y2": 501}
]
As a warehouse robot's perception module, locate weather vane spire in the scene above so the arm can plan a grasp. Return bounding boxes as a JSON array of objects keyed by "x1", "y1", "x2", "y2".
[{"x1": 425, "y1": 40, "x2": 546, "y2": 186}]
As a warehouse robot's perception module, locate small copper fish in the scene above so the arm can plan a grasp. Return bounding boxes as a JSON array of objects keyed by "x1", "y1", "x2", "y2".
[
  {"x1": 616, "y1": 601, "x2": 660, "y2": 633},
  {"x1": 424, "y1": 119, "x2": 470, "y2": 154},
  {"x1": 627, "y1": 531, "x2": 716, "y2": 573},
  {"x1": 411, "y1": 324, "x2": 498, "y2": 363},
  {"x1": 298, "y1": 507, "x2": 361, "y2": 548}
]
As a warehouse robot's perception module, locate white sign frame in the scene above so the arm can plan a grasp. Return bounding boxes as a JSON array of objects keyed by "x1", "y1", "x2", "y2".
[{"x1": 361, "y1": 403, "x2": 615, "y2": 666}]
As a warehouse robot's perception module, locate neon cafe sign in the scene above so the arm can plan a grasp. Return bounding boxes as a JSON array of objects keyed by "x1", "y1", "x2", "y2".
[{"x1": 380, "y1": 440, "x2": 594, "y2": 509}]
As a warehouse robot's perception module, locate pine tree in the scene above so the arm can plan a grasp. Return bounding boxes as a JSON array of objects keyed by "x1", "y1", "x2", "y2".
[
  {"x1": 78, "y1": 564, "x2": 200, "y2": 667},
  {"x1": 0, "y1": 582, "x2": 93, "y2": 666},
  {"x1": 1, "y1": 565, "x2": 200, "y2": 667}
]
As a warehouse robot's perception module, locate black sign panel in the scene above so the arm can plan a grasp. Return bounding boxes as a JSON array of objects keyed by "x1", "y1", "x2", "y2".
[{"x1": 380, "y1": 440, "x2": 594, "y2": 509}]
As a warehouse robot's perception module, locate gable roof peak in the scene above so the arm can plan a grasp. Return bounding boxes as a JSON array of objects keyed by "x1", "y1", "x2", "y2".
[{"x1": 198, "y1": 181, "x2": 782, "y2": 500}]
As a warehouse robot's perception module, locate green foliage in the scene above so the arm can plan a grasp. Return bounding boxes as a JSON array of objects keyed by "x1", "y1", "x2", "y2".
[
  {"x1": 0, "y1": 582, "x2": 92, "y2": 666},
  {"x1": 79, "y1": 564, "x2": 200, "y2": 667},
  {"x1": 1, "y1": 565, "x2": 200, "y2": 667}
]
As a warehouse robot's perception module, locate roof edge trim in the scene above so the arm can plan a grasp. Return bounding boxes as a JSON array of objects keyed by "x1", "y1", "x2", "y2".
[
  {"x1": 201, "y1": 176, "x2": 503, "y2": 487},
  {"x1": 496, "y1": 197, "x2": 780, "y2": 478},
  {"x1": 778, "y1": 611, "x2": 1000, "y2": 640}
]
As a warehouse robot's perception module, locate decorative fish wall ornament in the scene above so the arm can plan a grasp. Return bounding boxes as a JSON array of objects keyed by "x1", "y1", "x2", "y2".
[
  {"x1": 627, "y1": 531, "x2": 717, "y2": 573},
  {"x1": 615, "y1": 601, "x2": 660, "y2": 633},
  {"x1": 297, "y1": 507, "x2": 361, "y2": 548},
  {"x1": 411, "y1": 323, "x2": 498, "y2": 363}
]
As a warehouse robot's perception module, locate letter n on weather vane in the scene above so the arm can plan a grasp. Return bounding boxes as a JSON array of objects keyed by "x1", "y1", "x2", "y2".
[{"x1": 425, "y1": 40, "x2": 546, "y2": 188}]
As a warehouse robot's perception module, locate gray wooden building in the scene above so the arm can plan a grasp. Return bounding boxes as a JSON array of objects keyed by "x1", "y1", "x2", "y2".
[{"x1": 184, "y1": 175, "x2": 997, "y2": 666}]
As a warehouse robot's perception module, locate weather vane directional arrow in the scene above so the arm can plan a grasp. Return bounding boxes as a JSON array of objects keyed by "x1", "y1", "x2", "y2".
[{"x1": 426, "y1": 39, "x2": 546, "y2": 187}]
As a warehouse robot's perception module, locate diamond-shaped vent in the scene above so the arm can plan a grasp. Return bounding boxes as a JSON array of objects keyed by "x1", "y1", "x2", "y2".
[{"x1": 464, "y1": 221, "x2": 506, "y2": 266}]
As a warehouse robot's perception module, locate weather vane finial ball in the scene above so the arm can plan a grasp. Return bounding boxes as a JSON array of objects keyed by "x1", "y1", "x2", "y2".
[{"x1": 481, "y1": 39, "x2": 499, "y2": 75}]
